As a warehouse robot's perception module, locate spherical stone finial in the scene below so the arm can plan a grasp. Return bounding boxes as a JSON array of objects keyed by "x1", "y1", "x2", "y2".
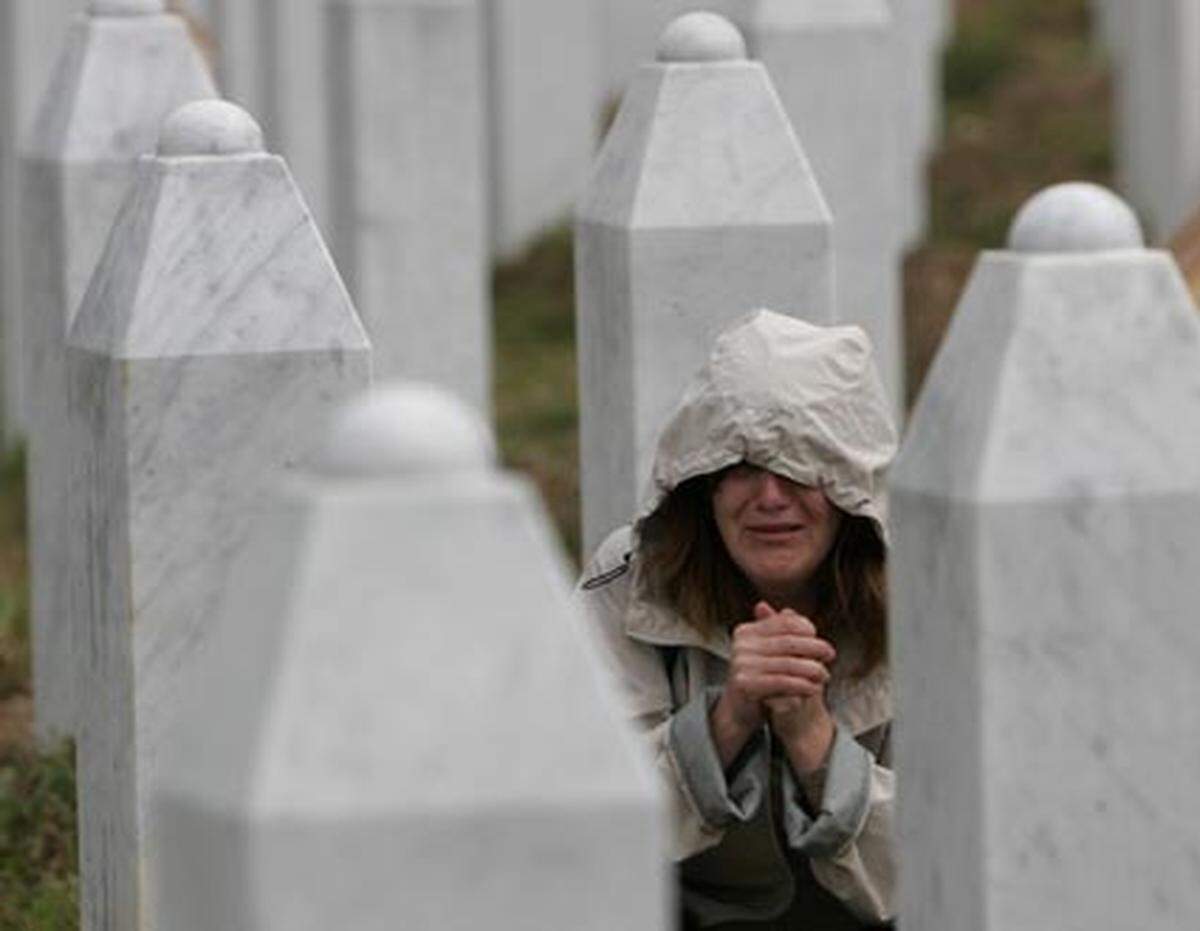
[
  {"x1": 1007, "y1": 182, "x2": 1144, "y2": 254},
  {"x1": 157, "y1": 100, "x2": 264, "y2": 158},
  {"x1": 311, "y1": 383, "x2": 496, "y2": 479},
  {"x1": 657, "y1": 13, "x2": 747, "y2": 63},
  {"x1": 89, "y1": 0, "x2": 165, "y2": 14}
]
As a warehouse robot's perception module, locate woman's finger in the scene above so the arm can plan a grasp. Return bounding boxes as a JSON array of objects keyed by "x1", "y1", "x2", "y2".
[
  {"x1": 737, "y1": 634, "x2": 836, "y2": 664},
  {"x1": 741, "y1": 655, "x2": 830, "y2": 683},
  {"x1": 742, "y1": 674, "x2": 825, "y2": 700}
]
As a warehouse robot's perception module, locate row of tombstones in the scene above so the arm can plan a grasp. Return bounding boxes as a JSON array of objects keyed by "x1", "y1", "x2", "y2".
[
  {"x1": 24, "y1": 4, "x2": 935, "y2": 747},
  {"x1": 2, "y1": 0, "x2": 954, "y2": 442},
  {"x1": 15, "y1": 3, "x2": 1200, "y2": 930},
  {"x1": 63, "y1": 133, "x2": 1200, "y2": 926}
]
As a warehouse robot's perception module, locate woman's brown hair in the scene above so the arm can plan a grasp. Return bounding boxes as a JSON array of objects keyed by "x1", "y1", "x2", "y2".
[{"x1": 638, "y1": 471, "x2": 888, "y2": 680}]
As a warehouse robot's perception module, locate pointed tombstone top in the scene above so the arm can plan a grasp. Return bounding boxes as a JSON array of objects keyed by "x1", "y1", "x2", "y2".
[
  {"x1": 657, "y1": 13, "x2": 748, "y2": 62},
  {"x1": 1007, "y1": 182, "x2": 1145, "y2": 254},
  {"x1": 89, "y1": 0, "x2": 166, "y2": 14},
  {"x1": 894, "y1": 181, "x2": 1200, "y2": 501},
  {"x1": 158, "y1": 100, "x2": 264, "y2": 157},
  {"x1": 70, "y1": 97, "x2": 367, "y2": 360},
  {"x1": 311, "y1": 384, "x2": 495, "y2": 479}
]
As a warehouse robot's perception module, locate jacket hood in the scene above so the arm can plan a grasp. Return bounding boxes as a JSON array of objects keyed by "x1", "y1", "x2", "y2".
[{"x1": 636, "y1": 310, "x2": 898, "y2": 540}]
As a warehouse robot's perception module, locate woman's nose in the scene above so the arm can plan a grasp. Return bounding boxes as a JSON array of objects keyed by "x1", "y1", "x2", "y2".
[{"x1": 754, "y1": 471, "x2": 792, "y2": 507}]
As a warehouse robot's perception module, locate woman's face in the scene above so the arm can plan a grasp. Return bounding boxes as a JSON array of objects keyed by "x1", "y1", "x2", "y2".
[{"x1": 711, "y1": 464, "x2": 843, "y2": 608}]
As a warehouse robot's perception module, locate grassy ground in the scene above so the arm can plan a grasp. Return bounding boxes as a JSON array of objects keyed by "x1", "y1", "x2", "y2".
[{"x1": 0, "y1": 0, "x2": 1112, "y2": 925}]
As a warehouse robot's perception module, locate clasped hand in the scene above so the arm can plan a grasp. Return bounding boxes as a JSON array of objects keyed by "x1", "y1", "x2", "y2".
[{"x1": 712, "y1": 601, "x2": 837, "y2": 774}]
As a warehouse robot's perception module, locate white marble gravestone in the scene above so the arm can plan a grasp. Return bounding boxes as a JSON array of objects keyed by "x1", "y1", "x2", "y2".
[
  {"x1": 1090, "y1": 0, "x2": 1124, "y2": 58},
  {"x1": 576, "y1": 12, "x2": 834, "y2": 556},
  {"x1": 68, "y1": 100, "x2": 371, "y2": 931},
  {"x1": 207, "y1": 0, "x2": 332, "y2": 230},
  {"x1": 748, "y1": 0, "x2": 904, "y2": 413},
  {"x1": 891, "y1": 0, "x2": 949, "y2": 244},
  {"x1": 208, "y1": 0, "x2": 264, "y2": 116},
  {"x1": 1114, "y1": 1, "x2": 1200, "y2": 240},
  {"x1": 0, "y1": 0, "x2": 79, "y2": 444},
  {"x1": 599, "y1": 0, "x2": 739, "y2": 97},
  {"x1": 20, "y1": 0, "x2": 215, "y2": 745},
  {"x1": 891, "y1": 183, "x2": 1200, "y2": 930},
  {"x1": 487, "y1": 0, "x2": 598, "y2": 259},
  {"x1": 328, "y1": 0, "x2": 490, "y2": 412},
  {"x1": 258, "y1": 0, "x2": 332, "y2": 230},
  {"x1": 152, "y1": 383, "x2": 667, "y2": 931}
]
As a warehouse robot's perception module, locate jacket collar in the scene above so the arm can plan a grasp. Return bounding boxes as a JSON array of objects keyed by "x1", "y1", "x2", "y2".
[{"x1": 622, "y1": 567, "x2": 732, "y2": 659}]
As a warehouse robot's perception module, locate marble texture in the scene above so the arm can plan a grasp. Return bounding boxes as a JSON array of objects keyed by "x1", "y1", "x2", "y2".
[
  {"x1": 20, "y1": 3, "x2": 215, "y2": 745},
  {"x1": 1114, "y1": 1, "x2": 1200, "y2": 239},
  {"x1": 152, "y1": 384, "x2": 666, "y2": 931},
  {"x1": 207, "y1": 0, "x2": 333, "y2": 230},
  {"x1": 486, "y1": 0, "x2": 598, "y2": 259},
  {"x1": 0, "y1": 0, "x2": 80, "y2": 445},
  {"x1": 748, "y1": 0, "x2": 904, "y2": 415},
  {"x1": 328, "y1": 0, "x2": 490, "y2": 412},
  {"x1": 575, "y1": 12, "x2": 834, "y2": 556},
  {"x1": 891, "y1": 184, "x2": 1200, "y2": 930},
  {"x1": 67, "y1": 101, "x2": 371, "y2": 931}
]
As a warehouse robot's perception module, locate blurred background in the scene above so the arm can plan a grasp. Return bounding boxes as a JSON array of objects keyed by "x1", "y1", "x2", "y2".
[{"x1": 0, "y1": 0, "x2": 1154, "y2": 925}]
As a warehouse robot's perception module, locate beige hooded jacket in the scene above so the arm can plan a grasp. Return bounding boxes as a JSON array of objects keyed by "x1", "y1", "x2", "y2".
[{"x1": 577, "y1": 310, "x2": 899, "y2": 928}]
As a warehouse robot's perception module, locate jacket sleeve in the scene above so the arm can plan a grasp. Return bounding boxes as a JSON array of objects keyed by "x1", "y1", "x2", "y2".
[
  {"x1": 781, "y1": 723, "x2": 896, "y2": 923},
  {"x1": 575, "y1": 531, "x2": 768, "y2": 862}
]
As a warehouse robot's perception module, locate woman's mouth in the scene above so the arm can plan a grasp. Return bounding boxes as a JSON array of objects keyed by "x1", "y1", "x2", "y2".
[{"x1": 746, "y1": 523, "x2": 805, "y2": 537}]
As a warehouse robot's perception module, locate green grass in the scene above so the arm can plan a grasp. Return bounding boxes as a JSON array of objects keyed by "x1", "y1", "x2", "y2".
[
  {"x1": 0, "y1": 0, "x2": 1116, "y2": 924},
  {"x1": 494, "y1": 225, "x2": 582, "y2": 560},
  {"x1": 0, "y1": 742, "x2": 77, "y2": 930}
]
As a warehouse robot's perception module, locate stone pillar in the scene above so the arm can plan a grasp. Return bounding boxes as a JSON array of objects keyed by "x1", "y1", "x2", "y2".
[
  {"x1": 68, "y1": 100, "x2": 371, "y2": 931},
  {"x1": 0, "y1": 0, "x2": 79, "y2": 444},
  {"x1": 152, "y1": 383, "x2": 667, "y2": 930},
  {"x1": 891, "y1": 183, "x2": 1200, "y2": 930},
  {"x1": 891, "y1": 0, "x2": 947, "y2": 245},
  {"x1": 486, "y1": 0, "x2": 598, "y2": 259},
  {"x1": 746, "y1": 0, "x2": 904, "y2": 414},
  {"x1": 258, "y1": 0, "x2": 332, "y2": 229},
  {"x1": 21, "y1": 0, "x2": 215, "y2": 745},
  {"x1": 1090, "y1": 0, "x2": 1122, "y2": 56},
  {"x1": 1114, "y1": 1, "x2": 1200, "y2": 240},
  {"x1": 599, "y1": 0, "x2": 738, "y2": 97},
  {"x1": 328, "y1": 0, "x2": 490, "y2": 412},
  {"x1": 208, "y1": 0, "x2": 265, "y2": 115},
  {"x1": 576, "y1": 12, "x2": 834, "y2": 556}
]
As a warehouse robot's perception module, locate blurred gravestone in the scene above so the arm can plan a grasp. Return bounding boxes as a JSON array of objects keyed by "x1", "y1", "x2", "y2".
[
  {"x1": 68, "y1": 100, "x2": 371, "y2": 931},
  {"x1": 0, "y1": 0, "x2": 79, "y2": 445},
  {"x1": 153, "y1": 383, "x2": 667, "y2": 931},
  {"x1": 21, "y1": 0, "x2": 216, "y2": 745},
  {"x1": 747, "y1": 0, "x2": 904, "y2": 414},
  {"x1": 208, "y1": 0, "x2": 264, "y2": 116},
  {"x1": 258, "y1": 0, "x2": 333, "y2": 230},
  {"x1": 575, "y1": 13, "x2": 834, "y2": 556},
  {"x1": 487, "y1": 0, "x2": 599, "y2": 259},
  {"x1": 600, "y1": 0, "x2": 738, "y2": 96},
  {"x1": 328, "y1": 0, "x2": 490, "y2": 412},
  {"x1": 891, "y1": 0, "x2": 951, "y2": 245},
  {"x1": 1114, "y1": 1, "x2": 1200, "y2": 240},
  {"x1": 892, "y1": 182, "x2": 1200, "y2": 930}
]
